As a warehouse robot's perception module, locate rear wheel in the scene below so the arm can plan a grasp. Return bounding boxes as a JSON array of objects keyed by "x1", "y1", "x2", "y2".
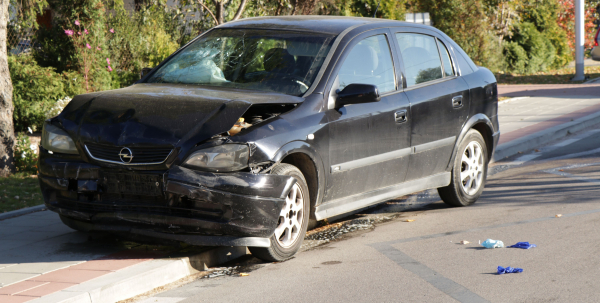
[
  {"x1": 249, "y1": 163, "x2": 310, "y2": 262},
  {"x1": 438, "y1": 129, "x2": 488, "y2": 206}
]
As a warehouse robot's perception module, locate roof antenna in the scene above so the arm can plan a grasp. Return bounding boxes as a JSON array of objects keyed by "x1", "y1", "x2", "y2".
[{"x1": 373, "y1": 0, "x2": 382, "y2": 17}]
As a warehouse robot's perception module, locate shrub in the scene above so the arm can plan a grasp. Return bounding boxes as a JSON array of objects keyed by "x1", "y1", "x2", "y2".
[
  {"x1": 503, "y1": 41, "x2": 528, "y2": 74},
  {"x1": 111, "y1": 71, "x2": 139, "y2": 89},
  {"x1": 33, "y1": 0, "x2": 113, "y2": 92},
  {"x1": 13, "y1": 133, "x2": 38, "y2": 174},
  {"x1": 506, "y1": 22, "x2": 556, "y2": 73},
  {"x1": 9, "y1": 55, "x2": 84, "y2": 132},
  {"x1": 414, "y1": 0, "x2": 504, "y2": 71},
  {"x1": 106, "y1": 2, "x2": 182, "y2": 72}
]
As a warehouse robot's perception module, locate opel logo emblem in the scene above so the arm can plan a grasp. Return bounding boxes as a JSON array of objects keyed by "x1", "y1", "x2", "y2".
[{"x1": 118, "y1": 147, "x2": 134, "y2": 163}]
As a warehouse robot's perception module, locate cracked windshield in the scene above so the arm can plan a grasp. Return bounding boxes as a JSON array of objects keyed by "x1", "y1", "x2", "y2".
[{"x1": 147, "y1": 29, "x2": 335, "y2": 96}]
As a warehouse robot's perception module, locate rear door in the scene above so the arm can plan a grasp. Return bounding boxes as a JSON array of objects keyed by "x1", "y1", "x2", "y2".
[{"x1": 392, "y1": 30, "x2": 470, "y2": 181}]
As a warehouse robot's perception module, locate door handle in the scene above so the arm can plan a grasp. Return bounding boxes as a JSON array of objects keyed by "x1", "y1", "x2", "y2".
[
  {"x1": 395, "y1": 110, "x2": 407, "y2": 123},
  {"x1": 452, "y1": 96, "x2": 463, "y2": 108}
]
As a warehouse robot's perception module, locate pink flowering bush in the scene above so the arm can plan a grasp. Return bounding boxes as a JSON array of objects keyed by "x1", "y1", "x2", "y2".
[{"x1": 63, "y1": 18, "x2": 114, "y2": 92}]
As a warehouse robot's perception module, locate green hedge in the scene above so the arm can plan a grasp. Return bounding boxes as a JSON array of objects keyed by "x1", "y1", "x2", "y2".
[{"x1": 9, "y1": 55, "x2": 85, "y2": 132}]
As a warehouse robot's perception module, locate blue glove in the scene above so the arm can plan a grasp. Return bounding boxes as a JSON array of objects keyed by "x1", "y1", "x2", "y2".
[
  {"x1": 509, "y1": 242, "x2": 537, "y2": 249},
  {"x1": 498, "y1": 266, "x2": 523, "y2": 274}
]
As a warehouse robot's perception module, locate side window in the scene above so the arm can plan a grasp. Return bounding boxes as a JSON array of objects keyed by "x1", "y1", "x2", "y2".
[
  {"x1": 437, "y1": 39, "x2": 454, "y2": 77},
  {"x1": 338, "y1": 35, "x2": 396, "y2": 94},
  {"x1": 395, "y1": 33, "x2": 443, "y2": 87}
]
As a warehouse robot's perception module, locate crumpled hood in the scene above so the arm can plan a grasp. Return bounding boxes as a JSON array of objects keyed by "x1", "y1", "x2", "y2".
[{"x1": 56, "y1": 84, "x2": 302, "y2": 148}]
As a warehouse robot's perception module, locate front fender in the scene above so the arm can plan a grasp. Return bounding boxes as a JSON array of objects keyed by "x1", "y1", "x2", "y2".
[{"x1": 271, "y1": 141, "x2": 326, "y2": 208}]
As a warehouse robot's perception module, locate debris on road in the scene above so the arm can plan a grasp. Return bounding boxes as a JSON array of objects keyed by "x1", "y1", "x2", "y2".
[
  {"x1": 556, "y1": 214, "x2": 563, "y2": 218},
  {"x1": 482, "y1": 239, "x2": 505, "y2": 248},
  {"x1": 497, "y1": 266, "x2": 523, "y2": 274},
  {"x1": 204, "y1": 266, "x2": 240, "y2": 279},
  {"x1": 239, "y1": 273, "x2": 249, "y2": 277},
  {"x1": 460, "y1": 240, "x2": 470, "y2": 245},
  {"x1": 404, "y1": 219, "x2": 415, "y2": 222},
  {"x1": 509, "y1": 242, "x2": 537, "y2": 249}
]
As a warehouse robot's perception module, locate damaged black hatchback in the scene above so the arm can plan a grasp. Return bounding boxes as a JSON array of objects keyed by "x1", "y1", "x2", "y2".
[{"x1": 39, "y1": 16, "x2": 499, "y2": 261}]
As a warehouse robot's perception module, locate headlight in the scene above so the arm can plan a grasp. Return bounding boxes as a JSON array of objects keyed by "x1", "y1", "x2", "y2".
[
  {"x1": 41, "y1": 123, "x2": 78, "y2": 154},
  {"x1": 183, "y1": 144, "x2": 249, "y2": 172}
]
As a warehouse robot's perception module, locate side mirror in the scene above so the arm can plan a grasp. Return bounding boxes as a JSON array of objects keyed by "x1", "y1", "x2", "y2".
[
  {"x1": 140, "y1": 67, "x2": 153, "y2": 79},
  {"x1": 335, "y1": 84, "x2": 380, "y2": 109}
]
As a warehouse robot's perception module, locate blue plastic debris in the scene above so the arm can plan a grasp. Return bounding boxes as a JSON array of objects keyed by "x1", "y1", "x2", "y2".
[
  {"x1": 497, "y1": 266, "x2": 523, "y2": 274},
  {"x1": 509, "y1": 242, "x2": 537, "y2": 249},
  {"x1": 482, "y1": 239, "x2": 504, "y2": 249}
]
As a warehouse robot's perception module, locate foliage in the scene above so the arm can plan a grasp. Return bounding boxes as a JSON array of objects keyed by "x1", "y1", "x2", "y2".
[
  {"x1": 0, "y1": 173, "x2": 45, "y2": 213},
  {"x1": 504, "y1": 22, "x2": 556, "y2": 73},
  {"x1": 106, "y1": 1, "x2": 182, "y2": 71},
  {"x1": 33, "y1": 0, "x2": 113, "y2": 92},
  {"x1": 46, "y1": 96, "x2": 72, "y2": 119},
  {"x1": 111, "y1": 71, "x2": 140, "y2": 89},
  {"x1": 496, "y1": 65, "x2": 600, "y2": 84},
  {"x1": 519, "y1": 0, "x2": 572, "y2": 68},
  {"x1": 557, "y1": 0, "x2": 597, "y2": 51},
  {"x1": 9, "y1": 55, "x2": 84, "y2": 132},
  {"x1": 9, "y1": 0, "x2": 49, "y2": 30},
  {"x1": 411, "y1": 0, "x2": 504, "y2": 71},
  {"x1": 336, "y1": 0, "x2": 405, "y2": 19},
  {"x1": 13, "y1": 133, "x2": 38, "y2": 174}
]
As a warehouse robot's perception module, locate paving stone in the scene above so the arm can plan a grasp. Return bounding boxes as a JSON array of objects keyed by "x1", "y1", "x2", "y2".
[{"x1": 27, "y1": 269, "x2": 109, "y2": 284}]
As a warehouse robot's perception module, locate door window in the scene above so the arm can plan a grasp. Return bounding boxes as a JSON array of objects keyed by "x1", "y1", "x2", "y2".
[
  {"x1": 395, "y1": 33, "x2": 444, "y2": 87},
  {"x1": 437, "y1": 38, "x2": 454, "y2": 77},
  {"x1": 338, "y1": 35, "x2": 396, "y2": 93}
]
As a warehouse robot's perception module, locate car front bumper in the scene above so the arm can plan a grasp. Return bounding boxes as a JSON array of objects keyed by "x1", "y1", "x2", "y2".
[{"x1": 38, "y1": 149, "x2": 295, "y2": 247}]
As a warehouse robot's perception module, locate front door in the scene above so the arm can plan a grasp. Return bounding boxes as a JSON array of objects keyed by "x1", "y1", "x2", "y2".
[{"x1": 324, "y1": 31, "x2": 411, "y2": 202}]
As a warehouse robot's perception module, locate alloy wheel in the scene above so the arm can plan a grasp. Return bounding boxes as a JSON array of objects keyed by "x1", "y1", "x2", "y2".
[
  {"x1": 274, "y1": 183, "x2": 305, "y2": 248},
  {"x1": 460, "y1": 141, "x2": 484, "y2": 195}
]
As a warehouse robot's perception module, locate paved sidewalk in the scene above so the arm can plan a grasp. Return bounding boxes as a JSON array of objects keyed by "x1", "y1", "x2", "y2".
[
  {"x1": 0, "y1": 211, "x2": 244, "y2": 303},
  {"x1": 495, "y1": 84, "x2": 600, "y2": 160},
  {"x1": 498, "y1": 83, "x2": 600, "y2": 98}
]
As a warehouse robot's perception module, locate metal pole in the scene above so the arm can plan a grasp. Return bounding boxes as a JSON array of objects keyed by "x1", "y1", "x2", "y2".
[{"x1": 573, "y1": 0, "x2": 586, "y2": 81}]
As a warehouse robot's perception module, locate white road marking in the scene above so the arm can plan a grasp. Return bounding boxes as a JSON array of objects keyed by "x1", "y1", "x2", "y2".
[{"x1": 552, "y1": 138, "x2": 581, "y2": 147}]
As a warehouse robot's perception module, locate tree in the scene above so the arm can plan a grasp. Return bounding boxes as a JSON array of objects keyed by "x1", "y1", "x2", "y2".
[
  {"x1": 0, "y1": 0, "x2": 15, "y2": 177},
  {"x1": 194, "y1": 0, "x2": 248, "y2": 25}
]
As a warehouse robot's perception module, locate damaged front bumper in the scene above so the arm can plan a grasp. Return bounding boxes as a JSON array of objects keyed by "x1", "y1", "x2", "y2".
[{"x1": 38, "y1": 149, "x2": 295, "y2": 247}]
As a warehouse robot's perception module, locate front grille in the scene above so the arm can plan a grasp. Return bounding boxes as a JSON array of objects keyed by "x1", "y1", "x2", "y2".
[{"x1": 85, "y1": 143, "x2": 173, "y2": 165}]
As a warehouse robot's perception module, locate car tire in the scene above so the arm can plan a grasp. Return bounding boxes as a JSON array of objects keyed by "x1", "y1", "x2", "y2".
[
  {"x1": 438, "y1": 129, "x2": 488, "y2": 207},
  {"x1": 249, "y1": 163, "x2": 310, "y2": 262}
]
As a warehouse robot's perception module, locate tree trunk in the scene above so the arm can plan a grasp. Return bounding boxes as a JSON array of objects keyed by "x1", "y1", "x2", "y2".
[
  {"x1": 0, "y1": 0, "x2": 15, "y2": 177},
  {"x1": 213, "y1": 0, "x2": 224, "y2": 24}
]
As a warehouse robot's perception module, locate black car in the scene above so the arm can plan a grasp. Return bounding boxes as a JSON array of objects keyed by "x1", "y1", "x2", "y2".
[{"x1": 39, "y1": 16, "x2": 499, "y2": 261}]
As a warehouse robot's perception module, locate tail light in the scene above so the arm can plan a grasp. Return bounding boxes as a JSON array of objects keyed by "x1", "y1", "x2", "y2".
[{"x1": 595, "y1": 27, "x2": 600, "y2": 47}]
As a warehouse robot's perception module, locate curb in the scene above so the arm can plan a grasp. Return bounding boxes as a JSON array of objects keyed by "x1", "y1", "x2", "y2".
[
  {"x1": 584, "y1": 76, "x2": 600, "y2": 84},
  {"x1": 29, "y1": 246, "x2": 248, "y2": 303},
  {"x1": 492, "y1": 109, "x2": 600, "y2": 162},
  {"x1": 0, "y1": 204, "x2": 46, "y2": 221}
]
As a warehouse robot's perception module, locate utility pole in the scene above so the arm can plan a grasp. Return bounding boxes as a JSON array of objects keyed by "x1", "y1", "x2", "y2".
[{"x1": 572, "y1": 0, "x2": 585, "y2": 81}]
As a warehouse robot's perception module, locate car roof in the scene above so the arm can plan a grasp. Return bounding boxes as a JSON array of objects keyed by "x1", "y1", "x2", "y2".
[{"x1": 218, "y1": 16, "x2": 432, "y2": 35}]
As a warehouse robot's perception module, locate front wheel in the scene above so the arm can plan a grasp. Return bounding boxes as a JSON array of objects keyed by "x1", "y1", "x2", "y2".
[
  {"x1": 438, "y1": 129, "x2": 488, "y2": 207},
  {"x1": 249, "y1": 163, "x2": 309, "y2": 262}
]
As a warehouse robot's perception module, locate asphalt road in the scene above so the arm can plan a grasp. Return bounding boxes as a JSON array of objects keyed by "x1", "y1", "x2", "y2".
[{"x1": 137, "y1": 125, "x2": 600, "y2": 303}]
